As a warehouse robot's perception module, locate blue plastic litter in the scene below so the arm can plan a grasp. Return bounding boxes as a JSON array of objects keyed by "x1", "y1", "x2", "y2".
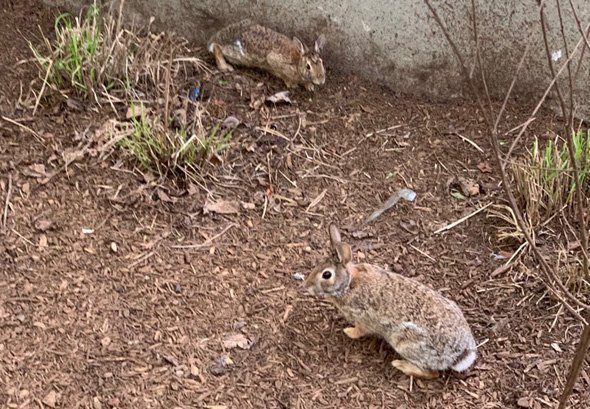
[{"x1": 190, "y1": 86, "x2": 200, "y2": 101}]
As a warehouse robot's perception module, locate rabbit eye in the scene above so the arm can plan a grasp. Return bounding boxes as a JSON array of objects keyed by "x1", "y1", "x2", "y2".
[
  {"x1": 306, "y1": 62, "x2": 312, "y2": 70},
  {"x1": 321, "y1": 270, "x2": 332, "y2": 280}
]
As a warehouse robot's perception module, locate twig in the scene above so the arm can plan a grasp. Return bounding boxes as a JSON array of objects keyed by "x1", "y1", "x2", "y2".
[
  {"x1": 10, "y1": 228, "x2": 36, "y2": 246},
  {"x1": 506, "y1": 241, "x2": 528, "y2": 266},
  {"x1": 409, "y1": 244, "x2": 436, "y2": 262},
  {"x1": 434, "y1": 203, "x2": 492, "y2": 234},
  {"x1": 558, "y1": 319, "x2": 590, "y2": 409},
  {"x1": 365, "y1": 124, "x2": 403, "y2": 138},
  {"x1": 170, "y1": 223, "x2": 235, "y2": 249},
  {"x1": 33, "y1": 58, "x2": 53, "y2": 116},
  {"x1": 470, "y1": 0, "x2": 494, "y2": 118},
  {"x1": 255, "y1": 126, "x2": 291, "y2": 143},
  {"x1": 557, "y1": 0, "x2": 590, "y2": 307},
  {"x1": 306, "y1": 189, "x2": 327, "y2": 213},
  {"x1": 1, "y1": 116, "x2": 45, "y2": 142},
  {"x1": 450, "y1": 132, "x2": 484, "y2": 153},
  {"x1": 2, "y1": 175, "x2": 13, "y2": 228},
  {"x1": 128, "y1": 251, "x2": 155, "y2": 269}
]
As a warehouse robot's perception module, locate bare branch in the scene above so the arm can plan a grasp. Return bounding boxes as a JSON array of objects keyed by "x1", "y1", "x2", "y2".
[
  {"x1": 558, "y1": 318, "x2": 590, "y2": 409},
  {"x1": 423, "y1": 0, "x2": 590, "y2": 317},
  {"x1": 470, "y1": 0, "x2": 494, "y2": 117},
  {"x1": 505, "y1": 33, "x2": 588, "y2": 161}
]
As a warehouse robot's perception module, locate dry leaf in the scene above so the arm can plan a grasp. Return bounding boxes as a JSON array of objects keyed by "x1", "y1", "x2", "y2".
[
  {"x1": 449, "y1": 176, "x2": 480, "y2": 197},
  {"x1": 240, "y1": 201, "x2": 255, "y2": 210},
  {"x1": 33, "y1": 321, "x2": 47, "y2": 330},
  {"x1": 43, "y1": 390, "x2": 58, "y2": 408},
  {"x1": 266, "y1": 91, "x2": 292, "y2": 104},
  {"x1": 567, "y1": 241, "x2": 581, "y2": 251},
  {"x1": 23, "y1": 164, "x2": 47, "y2": 178},
  {"x1": 306, "y1": 189, "x2": 327, "y2": 212},
  {"x1": 38, "y1": 234, "x2": 48, "y2": 248},
  {"x1": 516, "y1": 397, "x2": 530, "y2": 408},
  {"x1": 210, "y1": 354, "x2": 233, "y2": 376},
  {"x1": 222, "y1": 333, "x2": 251, "y2": 350},
  {"x1": 126, "y1": 105, "x2": 149, "y2": 119},
  {"x1": 34, "y1": 220, "x2": 54, "y2": 232},
  {"x1": 187, "y1": 182, "x2": 199, "y2": 196},
  {"x1": 203, "y1": 199, "x2": 240, "y2": 215},
  {"x1": 221, "y1": 115, "x2": 240, "y2": 129},
  {"x1": 156, "y1": 189, "x2": 176, "y2": 203},
  {"x1": 360, "y1": 104, "x2": 375, "y2": 114},
  {"x1": 477, "y1": 161, "x2": 492, "y2": 173}
]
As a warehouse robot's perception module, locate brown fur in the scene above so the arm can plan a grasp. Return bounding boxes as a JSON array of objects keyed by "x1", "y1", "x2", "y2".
[
  {"x1": 207, "y1": 19, "x2": 326, "y2": 90},
  {"x1": 304, "y1": 224, "x2": 478, "y2": 379}
]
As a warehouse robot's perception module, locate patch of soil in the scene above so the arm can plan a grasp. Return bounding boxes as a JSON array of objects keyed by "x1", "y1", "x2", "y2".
[{"x1": 1, "y1": 2, "x2": 588, "y2": 409}]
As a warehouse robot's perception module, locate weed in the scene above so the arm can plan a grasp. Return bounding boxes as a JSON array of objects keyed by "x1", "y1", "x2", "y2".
[
  {"x1": 556, "y1": 248, "x2": 589, "y2": 293},
  {"x1": 117, "y1": 101, "x2": 233, "y2": 176},
  {"x1": 28, "y1": 0, "x2": 209, "y2": 105},
  {"x1": 508, "y1": 130, "x2": 590, "y2": 231},
  {"x1": 29, "y1": 1, "x2": 118, "y2": 100}
]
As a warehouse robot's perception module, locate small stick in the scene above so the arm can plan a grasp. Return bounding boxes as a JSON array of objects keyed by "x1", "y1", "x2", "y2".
[
  {"x1": 2, "y1": 174, "x2": 13, "y2": 228},
  {"x1": 451, "y1": 132, "x2": 484, "y2": 153},
  {"x1": 255, "y1": 126, "x2": 291, "y2": 143},
  {"x1": 506, "y1": 240, "x2": 528, "y2": 265},
  {"x1": 306, "y1": 189, "x2": 327, "y2": 213},
  {"x1": 365, "y1": 124, "x2": 403, "y2": 138},
  {"x1": 170, "y1": 223, "x2": 235, "y2": 249},
  {"x1": 1, "y1": 116, "x2": 45, "y2": 142},
  {"x1": 10, "y1": 228, "x2": 36, "y2": 246},
  {"x1": 409, "y1": 244, "x2": 436, "y2": 262},
  {"x1": 33, "y1": 58, "x2": 53, "y2": 116},
  {"x1": 434, "y1": 202, "x2": 493, "y2": 234},
  {"x1": 128, "y1": 251, "x2": 155, "y2": 269}
]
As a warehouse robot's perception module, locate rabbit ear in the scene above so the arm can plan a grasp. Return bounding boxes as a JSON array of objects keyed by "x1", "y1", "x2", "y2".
[
  {"x1": 335, "y1": 242, "x2": 352, "y2": 264},
  {"x1": 329, "y1": 223, "x2": 341, "y2": 247},
  {"x1": 314, "y1": 34, "x2": 326, "y2": 53},
  {"x1": 329, "y1": 224, "x2": 351, "y2": 263},
  {"x1": 293, "y1": 37, "x2": 306, "y2": 54}
]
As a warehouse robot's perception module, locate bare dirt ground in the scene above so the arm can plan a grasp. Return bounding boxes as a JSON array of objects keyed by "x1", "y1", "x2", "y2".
[{"x1": 1, "y1": 1, "x2": 589, "y2": 408}]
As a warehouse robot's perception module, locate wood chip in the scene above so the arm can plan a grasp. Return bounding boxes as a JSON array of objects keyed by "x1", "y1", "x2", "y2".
[
  {"x1": 222, "y1": 333, "x2": 251, "y2": 350},
  {"x1": 203, "y1": 199, "x2": 240, "y2": 215}
]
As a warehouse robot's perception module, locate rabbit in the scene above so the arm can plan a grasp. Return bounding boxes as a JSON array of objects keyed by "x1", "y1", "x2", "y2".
[
  {"x1": 303, "y1": 224, "x2": 477, "y2": 380},
  {"x1": 207, "y1": 19, "x2": 326, "y2": 91}
]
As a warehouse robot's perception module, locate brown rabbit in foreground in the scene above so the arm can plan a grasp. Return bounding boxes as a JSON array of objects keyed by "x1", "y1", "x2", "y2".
[
  {"x1": 303, "y1": 224, "x2": 477, "y2": 379},
  {"x1": 207, "y1": 19, "x2": 326, "y2": 91}
]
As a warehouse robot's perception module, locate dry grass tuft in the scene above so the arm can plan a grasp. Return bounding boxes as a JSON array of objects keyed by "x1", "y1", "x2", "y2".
[
  {"x1": 490, "y1": 130, "x2": 590, "y2": 240},
  {"x1": 512, "y1": 131, "x2": 590, "y2": 227},
  {"x1": 115, "y1": 99, "x2": 232, "y2": 177},
  {"x1": 27, "y1": 0, "x2": 228, "y2": 178},
  {"x1": 556, "y1": 247, "x2": 589, "y2": 294},
  {"x1": 28, "y1": 0, "x2": 209, "y2": 106}
]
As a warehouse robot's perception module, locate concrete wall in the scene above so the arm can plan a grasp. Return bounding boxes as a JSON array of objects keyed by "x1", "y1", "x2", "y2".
[{"x1": 43, "y1": 0, "x2": 590, "y2": 119}]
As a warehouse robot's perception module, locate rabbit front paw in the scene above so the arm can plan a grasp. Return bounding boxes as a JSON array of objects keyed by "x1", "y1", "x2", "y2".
[
  {"x1": 343, "y1": 326, "x2": 366, "y2": 339},
  {"x1": 391, "y1": 359, "x2": 439, "y2": 380}
]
